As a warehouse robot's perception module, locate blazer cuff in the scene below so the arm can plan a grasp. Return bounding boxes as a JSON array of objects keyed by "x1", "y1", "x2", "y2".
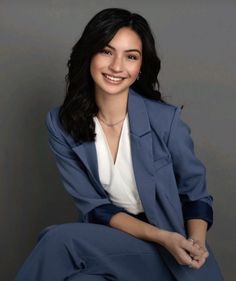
[
  {"x1": 88, "y1": 203, "x2": 128, "y2": 226},
  {"x1": 182, "y1": 201, "x2": 213, "y2": 230}
]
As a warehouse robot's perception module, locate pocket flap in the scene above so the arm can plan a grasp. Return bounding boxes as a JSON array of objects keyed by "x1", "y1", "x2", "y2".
[{"x1": 153, "y1": 155, "x2": 172, "y2": 171}]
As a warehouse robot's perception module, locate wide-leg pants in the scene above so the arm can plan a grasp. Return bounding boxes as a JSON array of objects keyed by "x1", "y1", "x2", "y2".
[{"x1": 14, "y1": 213, "x2": 176, "y2": 281}]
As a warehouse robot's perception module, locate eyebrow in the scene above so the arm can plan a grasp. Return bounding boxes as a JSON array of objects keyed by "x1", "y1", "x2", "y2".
[{"x1": 106, "y1": 44, "x2": 142, "y2": 55}]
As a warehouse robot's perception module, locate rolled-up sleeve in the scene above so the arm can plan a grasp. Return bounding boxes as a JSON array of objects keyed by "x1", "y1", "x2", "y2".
[
  {"x1": 88, "y1": 204, "x2": 128, "y2": 226},
  {"x1": 167, "y1": 107, "x2": 213, "y2": 230}
]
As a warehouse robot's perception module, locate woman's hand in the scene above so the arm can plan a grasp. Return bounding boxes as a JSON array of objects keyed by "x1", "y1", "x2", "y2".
[
  {"x1": 185, "y1": 219, "x2": 209, "y2": 268},
  {"x1": 187, "y1": 238, "x2": 209, "y2": 268},
  {"x1": 160, "y1": 231, "x2": 207, "y2": 269}
]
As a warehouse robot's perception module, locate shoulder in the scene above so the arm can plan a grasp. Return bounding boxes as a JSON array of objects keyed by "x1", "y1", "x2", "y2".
[
  {"x1": 143, "y1": 96, "x2": 178, "y2": 118},
  {"x1": 45, "y1": 106, "x2": 62, "y2": 134},
  {"x1": 45, "y1": 106, "x2": 76, "y2": 146},
  {"x1": 140, "y1": 95, "x2": 181, "y2": 135}
]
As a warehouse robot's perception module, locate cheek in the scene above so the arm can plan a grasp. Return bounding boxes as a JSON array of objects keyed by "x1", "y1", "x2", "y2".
[
  {"x1": 90, "y1": 60, "x2": 102, "y2": 84},
  {"x1": 90, "y1": 58, "x2": 98, "y2": 76},
  {"x1": 90, "y1": 55, "x2": 103, "y2": 75},
  {"x1": 129, "y1": 64, "x2": 141, "y2": 77},
  {"x1": 127, "y1": 58, "x2": 142, "y2": 75}
]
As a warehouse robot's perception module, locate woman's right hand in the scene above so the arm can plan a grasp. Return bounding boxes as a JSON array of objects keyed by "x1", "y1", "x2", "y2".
[{"x1": 159, "y1": 230, "x2": 206, "y2": 269}]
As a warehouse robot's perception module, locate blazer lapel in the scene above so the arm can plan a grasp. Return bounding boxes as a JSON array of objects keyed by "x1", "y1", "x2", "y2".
[
  {"x1": 72, "y1": 141, "x2": 108, "y2": 197},
  {"x1": 127, "y1": 88, "x2": 158, "y2": 225}
]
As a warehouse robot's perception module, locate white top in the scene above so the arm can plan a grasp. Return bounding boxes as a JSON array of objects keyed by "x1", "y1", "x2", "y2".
[{"x1": 93, "y1": 114, "x2": 144, "y2": 214}]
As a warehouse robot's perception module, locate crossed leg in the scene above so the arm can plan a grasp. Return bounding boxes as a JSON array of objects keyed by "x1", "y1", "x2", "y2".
[{"x1": 14, "y1": 222, "x2": 175, "y2": 281}]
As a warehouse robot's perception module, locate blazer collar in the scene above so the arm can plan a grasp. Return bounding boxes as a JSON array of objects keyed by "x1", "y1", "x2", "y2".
[{"x1": 127, "y1": 87, "x2": 151, "y2": 137}]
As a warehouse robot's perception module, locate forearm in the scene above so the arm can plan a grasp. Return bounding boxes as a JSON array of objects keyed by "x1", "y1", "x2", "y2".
[
  {"x1": 186, "y1": 219, "x2": 208, "y2": 243},
  {"x1": 110, "y1": 212, "x2": 206, "y2": 268},
  {"x1": 109, "y1": 212, "x2": 167, "y2": 245}
]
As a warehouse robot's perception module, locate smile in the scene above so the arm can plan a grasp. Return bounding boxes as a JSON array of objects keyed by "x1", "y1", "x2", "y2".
[{"x1": 103, "y1": 73, "x2": 125, "y2": 83}]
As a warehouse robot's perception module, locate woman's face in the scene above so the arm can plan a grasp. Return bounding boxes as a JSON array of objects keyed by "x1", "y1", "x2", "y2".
[{"x1": 90, "y1": 27, "x2": 142, "y2": 97}]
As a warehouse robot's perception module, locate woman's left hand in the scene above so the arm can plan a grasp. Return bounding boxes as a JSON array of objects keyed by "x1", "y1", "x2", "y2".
[{"x1": 188, "y1": 238, "x2": 209, "y2": 268}]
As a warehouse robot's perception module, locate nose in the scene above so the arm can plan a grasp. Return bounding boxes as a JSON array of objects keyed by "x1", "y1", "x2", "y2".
[{"x1": 108, "y1": 55, "x2": 123, "y2": 73}]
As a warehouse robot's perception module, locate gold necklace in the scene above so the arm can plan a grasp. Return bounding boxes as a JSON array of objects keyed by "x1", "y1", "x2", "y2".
[{"x1": 97, "y1": 114, "x2": 126, "y2": 127}]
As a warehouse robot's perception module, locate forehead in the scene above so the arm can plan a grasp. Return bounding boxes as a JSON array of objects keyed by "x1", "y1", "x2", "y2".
[{"x1": 108, "y1": 27, "x2": 142, "y2": 51}]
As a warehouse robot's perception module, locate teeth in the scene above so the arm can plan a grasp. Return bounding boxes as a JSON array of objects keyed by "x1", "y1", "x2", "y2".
[{"x1": 104, "y1": 74, "x2": 123, "y2": 81}]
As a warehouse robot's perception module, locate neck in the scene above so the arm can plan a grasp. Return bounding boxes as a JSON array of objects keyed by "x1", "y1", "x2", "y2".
[{"x1": 95, "y1": 88, "x2": 128, "y2": 123}]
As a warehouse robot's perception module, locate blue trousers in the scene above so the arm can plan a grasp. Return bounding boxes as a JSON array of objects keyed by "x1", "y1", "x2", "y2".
[{"x1": 14, "y1": 212, "x2": 176, "y2": 281}]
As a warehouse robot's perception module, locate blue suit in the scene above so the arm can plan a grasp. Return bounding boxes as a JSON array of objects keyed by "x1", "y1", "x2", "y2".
[{"x1": 14, "y1": 88, "x2": 224, "y2": 281}]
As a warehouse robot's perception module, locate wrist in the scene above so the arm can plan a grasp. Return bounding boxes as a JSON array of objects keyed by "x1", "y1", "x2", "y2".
[
  {"x1": 186, "y1": 219, "x2": 207, "y2": 243},
  {"x1": 188, "y1": 233, "x2": 206, "y2": 244},
  {"x1": 158, "y1": 229, "x2": 172, "y2": 247},
  {"x1": 188, "y1": 236, "x2": 206, "y2": 250},
  {"x1": 145, "y1": 225, "x2": 170, "y2": 246}
]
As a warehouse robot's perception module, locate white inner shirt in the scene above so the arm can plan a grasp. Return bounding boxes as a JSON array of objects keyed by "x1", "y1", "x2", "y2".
[{"x1": 93, "y1": 113, "x2": 144, "y2": 214}]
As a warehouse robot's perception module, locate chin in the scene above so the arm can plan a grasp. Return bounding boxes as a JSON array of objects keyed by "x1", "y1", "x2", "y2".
[{"x1": 98, "y1": 83, "x2": 131, "y2": 95}]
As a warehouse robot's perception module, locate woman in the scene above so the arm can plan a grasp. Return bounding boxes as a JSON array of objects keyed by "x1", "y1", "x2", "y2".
[{"x1": 14, "y1": 8, "x2": 224, "y2": 281}]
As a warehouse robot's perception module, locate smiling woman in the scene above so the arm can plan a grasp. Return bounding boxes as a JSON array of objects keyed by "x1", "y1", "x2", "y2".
[
  {"x1": 90, "y1": 27, "x2": 142, "y2": 97},
  {"x1": 14, "y1": 7, "x2": 225, "y2": 281}
]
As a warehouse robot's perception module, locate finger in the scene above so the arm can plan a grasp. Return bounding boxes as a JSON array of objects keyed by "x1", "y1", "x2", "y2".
[
  {"x1": 191, "y1": 252, "x2": 208, "y2": 267},
  {"x1": 191, "y1": 249, "x2": 208, "y2": 261},
  {"x1": 196, "y1": 257, "x2": 206, "y2": 268},
  {"x1": 202, "y1": 250, "x2": 209, "y2": 259},
  {"x1": 193, "y1": 240, "x2": 208, "y2": 254},
  {"x1": 190, "y1": 257, "x2": 207, "y2": 269},
  {"x1": 194, "y1": 246, "x2": 205, "y2": 256},
  {"x1": 188, "y1": 238, "x2": 195, "y2": 244},
  {"x1": 192, "y1": 244, "x2": 205, "y2": 256},
  {"x1": 194, "y1": 242, "x2": 207, "y2": 255},
  {"x1": 192, "y1": 254, "x2": 204, "y2": 262},
  {"x1": 188, "y1": 258, "x2": 201, "y2": 269},
  {"x1": 197, "y1": 245, "x2": 209, "y2": 259},
  {"x1": 184, "y1": 241, "x2": 202, "y2": 256},
  {"x1": 178, "y1": 249, "x2": 195, "y2": 266},
  {"x1": 193, "y1": 242, "x2": 200, "y2": 249},
  {"x1": 189, "y1": 252, "x2": 202, "y2": 259},
  {"x1": 191, "y1": 241, "x2": 206, "y2": 253}
]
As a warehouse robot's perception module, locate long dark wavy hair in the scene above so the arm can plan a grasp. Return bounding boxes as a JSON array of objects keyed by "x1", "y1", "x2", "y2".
[{"x1": 59, "y1": 8, "x2": 167, "y2": 144}]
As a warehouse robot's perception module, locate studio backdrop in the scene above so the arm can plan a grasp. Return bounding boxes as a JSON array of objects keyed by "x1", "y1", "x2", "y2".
[{"x1": 1, "y1": 1, "x2": 235, "y2": 280}]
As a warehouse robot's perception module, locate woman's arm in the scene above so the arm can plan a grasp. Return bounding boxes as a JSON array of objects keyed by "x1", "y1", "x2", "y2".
[
  {"x1": 186, "y1": 219, "x2": 208, "y2": 244},
  {"x1": 186, "y1": 219, "x2": 209, "y2": 267},
  {"x1": 110, "y1": 211, "x2": 166, "y2": 242},
  {"x1": 110, "y1": 211, "x2": 205, "y2": 269},
  {"x1": 167, "y1": 107, "x2": 214, "y2": 230},
  {"x1": 165, "y1": 106, "x2": 213, "y2": 268}
]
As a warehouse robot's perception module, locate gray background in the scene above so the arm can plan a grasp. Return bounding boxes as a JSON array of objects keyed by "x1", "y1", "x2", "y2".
[{"x1": 1, "y1": 1, "x2": 235, "y2": 280}]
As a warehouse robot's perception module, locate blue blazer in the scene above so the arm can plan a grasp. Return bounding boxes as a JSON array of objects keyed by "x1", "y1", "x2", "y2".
[{"x1": 46, "y1": 88, "x2": 224, "y2": 280}]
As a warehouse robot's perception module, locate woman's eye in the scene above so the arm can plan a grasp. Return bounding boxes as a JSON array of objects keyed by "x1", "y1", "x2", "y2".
[
  {"x1": 128, "y1": 55, "x2": 138, "y2": 60},
  {"x1": 100, "y1": 49, "x2": 112, "y2": 55}
]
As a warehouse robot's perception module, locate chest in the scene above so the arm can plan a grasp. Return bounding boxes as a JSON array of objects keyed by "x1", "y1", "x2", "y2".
[{"x1": 99, "y1": 124, "x2": 123, "y2": 164}]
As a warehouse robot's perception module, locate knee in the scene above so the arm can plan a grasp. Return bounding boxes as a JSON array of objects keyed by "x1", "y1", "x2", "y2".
[
  {"x1": 37, "y1": 224, "x2": 59, "y2": 242},
  {"x1": 34, "y1": 224, "x2": 83, "y2": 261},
  {"x1": 37, "y1": 224, "x2": 71, "y2": 247},
  {"x1": 37, "y1": 223, "x2": 85, "y2": 245}
]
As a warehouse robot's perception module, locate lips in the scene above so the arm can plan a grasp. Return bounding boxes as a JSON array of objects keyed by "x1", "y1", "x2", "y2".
[{"x1": 103, "y1": 73, "x2": 126, "y2": 82}]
